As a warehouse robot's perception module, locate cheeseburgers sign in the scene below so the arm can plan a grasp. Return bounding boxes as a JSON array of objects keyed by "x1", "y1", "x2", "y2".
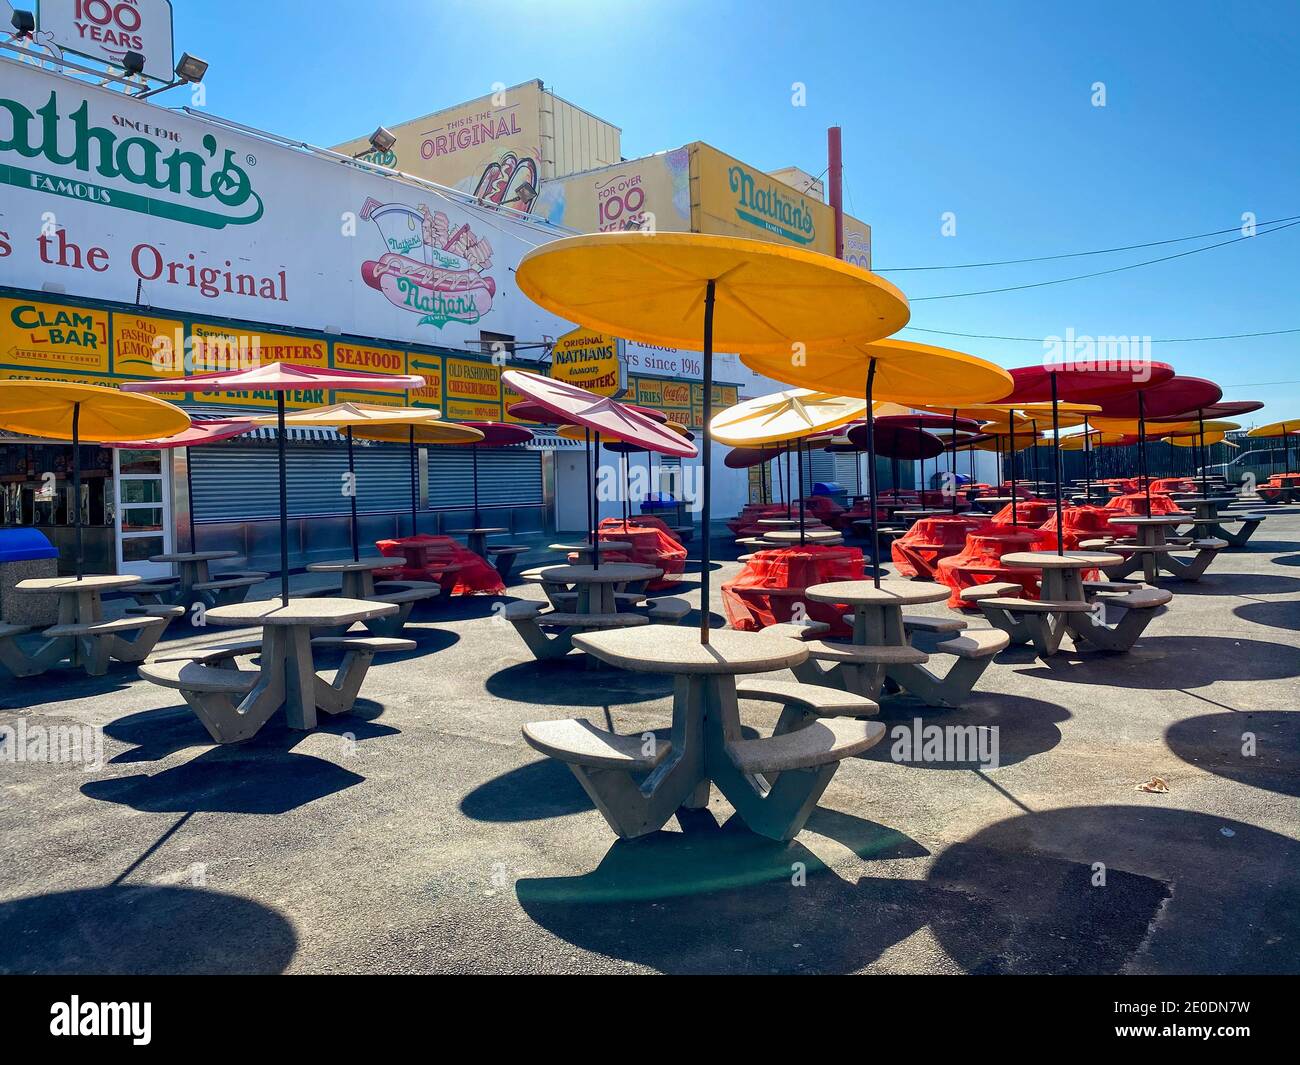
[{"x1": 549, "y1": 326, "x2": 622, "y2": 397}]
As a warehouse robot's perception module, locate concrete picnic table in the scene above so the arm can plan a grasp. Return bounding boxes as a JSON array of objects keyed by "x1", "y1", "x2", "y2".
[
  {"x1": 306, "y1": 556, "x2": 398, "y2": 598},
  {"x1": 149, "y1": 550, "x2": 238, "y2": 602},
  {"x1": 525, "y1": 563, "x2": 661, "y2": 614},
  {"x1": 1103, "y1": 515, "x2": 1222, "y2": 582},
  {"x1": 203, "y1": 597, "x2": 399, "y2": 732},
  {"x1": 1168, "y1": 496, "x2": 1267, "y2": 548},
  {"x1": 548, "y1": 541, "x2": 633, "y2": 565},
  {"x1": 799, "y1": 578, "x2": 1008, "y2": 704},
  {"x1": 971, "y1": 496, "x2": 1016, "y2": 513},
  {"x1": 448, "y1": 526, "x2": 509, "y2": 557},
  {"x1": 5, "y1": 574, "x2": 168, "y2": 676},
  {"x1": 562, "y1": 626, "x2": 878, "y2": 841},
  {"x1": 760, "y1": 528, "x2": 844, "y2": 546}
]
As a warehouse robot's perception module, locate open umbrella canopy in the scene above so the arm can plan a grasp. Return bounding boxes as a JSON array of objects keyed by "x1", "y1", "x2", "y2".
[
  {"x1": 1090, "y1": 416, "x2": 1198, "y2": 435},
  {"x1": 1166, "y1": 430, "x2": 1233, "y2": 447},
  {"x1": 881, "y1": 411, "x2": 982, "y2": 432},
  {"x1": 1001, "y1": 363, "x2": 1176, "y2": 403},
  {"x1": 557, "y1": 422, "x2": 693, "y2": 445},
  {"x1": 248, "y1": 402, "x2": 441, "y2": 430},
  {"x1": 1246, "y1": 419, "x2": 1300, "y2": 437},
  {"x1": 845, "y1": 421, "x2": 944, "y2": 459},
  {"x1": 121, "y1": 362, "x2": 425, "y2": 394},
  {"x1": 724, "y1": 444, "x2": 787, "y2": 469},
  {"x1": 709, "y1": 388, "x2": 866, "y2": 446},
  {"x1": 744, "y1": 338, "x2": 1013, "y2": 405},
  {"x1": 352, "y1": 422, "x2": 485, "y2": 444},
  {"x1": 103, "y1": 417, "x2": 255, "y2": 449},
  {"x1": 515, "y1": 232, "x2": 910, "y2": 354},
  {"x1": 1185, "y1": 400, "x2": 1263, "y2": 419},
  {"x1": 0, "y1": 380, "x2": 190, "y2": 441},
  {"x1": 1091, "y1": 376, "x2": 1223, "y2": 419},
  {"x1": 503, "y1": 370, "x2": 696, "y2": 457},
  {"x1": 456, "y1": 421, "x2": 535, "y2": 447},
  {"x1": 508, "y1": 398, "x2": 667, "y2": 425}
]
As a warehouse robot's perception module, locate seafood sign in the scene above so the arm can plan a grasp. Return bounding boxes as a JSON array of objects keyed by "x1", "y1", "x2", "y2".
[{"x1": 359, "y1": 198, "x2": 496, "y2": 329}]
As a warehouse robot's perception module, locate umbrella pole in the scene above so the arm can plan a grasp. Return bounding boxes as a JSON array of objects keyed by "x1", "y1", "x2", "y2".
[
  {"x1": 1009, "y1": 415, "x2": 1018, "y2": 525},
  {"x1": 866, "y1": 359, "x2": 881, "y2": 588},
  {"x1": 1138, "y1": 391, "x2": 1151, "y2": 515},
  {"x1": 471, "y1": 445, "x2": 479, "y2": 528},
  {"x1": 1199, "y1": 410, "x2": 1208, "y2": 498},
  {"x1": 797, "y1": 435, "x2": 806, "y2": 546},
  {"x1": 409, "y1": 427, "x2": 418, "y2": 535},
  {"x1": 699, "y1": 278, "x2": 716, "y2": 645},
  {"x1": 785, "y1": 444, "x2": 792, "y2": 518},
  {"x1": 592, "y1": 431, "x2": 601, "y2": 570},
  {"x1": 1050, "y1": 374, "x2": 1064, "y2": 554},
  {"x1": 277, "y1": 392, "x2": 289, "y2": 607},
  {"x1": 950, "y1": 409, "x2": 959, "y2": 515},
  {"x1": 186, "y1": 444, "x2": 197, "y2": 553},
  {"x1": 584, "y1": 428, "x2": 592, "y2": 542},
  {"x1": 72, "y1": 403, "x2": 82, "y2": 581},
  {"x1": 347, "y1": 427, "x2": 359, "y2": 562},
  {"x1": 1084, "y1": 418, "x2": 1092, "y2": 500}
]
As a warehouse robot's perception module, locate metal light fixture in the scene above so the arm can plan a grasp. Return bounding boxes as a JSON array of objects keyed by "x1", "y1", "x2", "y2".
[
  {"x1": 367, "y1": 126, "x2": 396, "y2": 154},
  {"x1": 9, "y1": 10, "x2": 35, "y2": 37},
  {"x1": 121, "y1": 50, "x2": 146, "y2": 76},
  {"x1": 174, "y1": 52, "x2": 208, "y2": 82}
]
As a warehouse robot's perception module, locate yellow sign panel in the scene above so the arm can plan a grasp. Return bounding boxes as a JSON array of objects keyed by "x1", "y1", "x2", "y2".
[
  {"x1": 549, "y1": 327, "x2": 620, "y2": 396},
  {"x1": 332, "y1": 342, "x2": 407, "y2": 375},
  {"x1": 540, "y1": 149, "x2": 692, "y2": 234},
  {"x1": 691, "y1": 142, "x2": 832, "y2": 254},
  {"x1": 502, "y1": 370, "x2": 535, "y2": 423},
  {"x1": 407, "y1": 352, "x2": 444, "y2": 409},
  {"x1": 660, "y1": 380, "x2": 692, "y2": 408},
  {"x1": 445, "y1": 399, "x2": 502, "y2": 422},
  {"x1": 331, "y1": 390, "x2": 408, "y2": 407},
  {"x1": 0, "y1": 367, "x2": 120, "y2": 388},
  {"x1": 668, "y1": 408, "x2": 695, "y2": 430},
  {"x1": 190, "y1": 323, "x2": 328, "y2": 374},
  {"x1": 0, "y1": 298, "x2": 111, "y2": 373},
  {"x1": 445, "y1": 357, "x2": 502, "y2": 404},
  {"x1": 112, "y1": 313, "x2": 185, "y2": 380},
  {"x1": 635, "y1": 378, "x2": 664, "y2": 407}
]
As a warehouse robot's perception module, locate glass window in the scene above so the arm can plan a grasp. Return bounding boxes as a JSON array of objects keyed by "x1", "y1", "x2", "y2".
[
  {"x1": 120, "y1": 479, "x2": 163, "y2": 504},
  {"x1": 122, "y1": 508, "x2": 163, "y2": 531},
  {"x1": 118, "y1": 450, "x2": 162, "y2": 475},
  {"x1": 122, "y1": 536, "x2": 164, "y2": 561}
]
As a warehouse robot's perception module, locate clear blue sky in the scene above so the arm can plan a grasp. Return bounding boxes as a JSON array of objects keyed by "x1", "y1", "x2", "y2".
[{"x1": 172, "y1": 0, "x2": 1299, "y2": 417}]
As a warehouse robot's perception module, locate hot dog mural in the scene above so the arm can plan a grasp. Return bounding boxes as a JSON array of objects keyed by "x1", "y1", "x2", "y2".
[
  {"x1": 359, "y1": 198, "x2": 496, "y2": 330},
  {"x1": 471, "y1": 151, "x2": 541, "y2": 215}
]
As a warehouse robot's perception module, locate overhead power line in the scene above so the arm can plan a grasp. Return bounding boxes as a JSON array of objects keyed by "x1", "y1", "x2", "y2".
[
  {"x1": 875, "y1": 214, "x2": 1300, "y2": 271},
  {"x1": 902, "y1": 325, "x2": 1300, "y2": 344},
  {"x1": 907, "y1": 219, "x2": 1300, "y2": 301}
]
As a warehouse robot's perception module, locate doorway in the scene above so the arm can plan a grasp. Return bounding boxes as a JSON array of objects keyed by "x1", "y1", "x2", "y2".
[
  {"x1": 554, "y1": 448, "x2": 590, "y2": 533},
  {"x1": 113, "y1": 448, "x2": 172, "y2": 577}
]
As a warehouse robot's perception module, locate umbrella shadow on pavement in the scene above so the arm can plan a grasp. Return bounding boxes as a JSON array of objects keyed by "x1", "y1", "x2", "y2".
[
  {"x1": 0, "y1": 667, "x2": 134, "y2": 712},
  {"x1": 928, "y1": 805, "x2": 1300, "y2": 974},
  {"x1": 1165, "y1": 710, "x2": 1300, "y2": 797},
  {"x1": 1234, "y1": 600, "x2": 1300, "y2": 632},
  {"x1": 485, "y1": 658, "x2": 674, "y2": 706},
  {"x1": 516, "y1": 811, "x2": 930, "y2": 974},
  {"x1": 0, "y1": 885, "x2": 296, "y2": 975}
]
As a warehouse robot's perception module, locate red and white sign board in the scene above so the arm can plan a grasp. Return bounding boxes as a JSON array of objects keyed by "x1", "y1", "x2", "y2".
[{"x1": 37, "y1": 0, "x2": 176, "y2": 81}]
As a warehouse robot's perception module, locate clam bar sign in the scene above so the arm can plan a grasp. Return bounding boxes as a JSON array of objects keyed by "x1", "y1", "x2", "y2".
[{"x1": 37, "y1": 0, "x2": 176, "y2": 82}]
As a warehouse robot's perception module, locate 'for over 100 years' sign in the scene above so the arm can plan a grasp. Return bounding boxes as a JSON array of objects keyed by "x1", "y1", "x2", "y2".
[{"x1": 37, "y1": 0, "x2": 176, "y2": 82}]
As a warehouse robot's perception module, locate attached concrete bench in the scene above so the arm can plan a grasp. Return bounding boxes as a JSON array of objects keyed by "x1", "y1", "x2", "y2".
[
  {"x1": 138, "y1": 657, "x2": 268, "y2": 743},
  {"x1": 366, "y1": 581, "x2": 441, "y2": 636},
  {"x1": 727, "y1": 718, "x2": 884, "y2": 775},
  {"x1": 1067, "y1": 586, "x2": 1172, "y2": 652},
  {"x1": 645, "y1": 597, "x2": 691, "y2": 624},
  {"x1": 192, "y1": 573, "x2": 266, "y2": 607},
  {"x1": 1101, "y1": 538, "x2": 1225, "y2": 583},
  {"x1": 958, "y1": 581, "x2": 1023, "y2": 603},
  {"x1": 486, "y1": 545, "x2": 529, "y2": 581},
  {"x1": 737, "y1": 678, "x2": 878, "y2": 743},
  {"x1": 978, "y1": 596, "x2": 1093, "y2": 655},
  {"x1": 522, "y1": 718, "x2": 673, "y2": 838},
  {"x1": 503, "y1": 600, "x2": 648, "y2": 661},
  {"x1": 130, "y1": 577, "x2": 180, "y2": 604},
  {"x1": 42, "y1": 614, "x2": 169, "y2": 675},
  {"x1": 788, "y1": 638, "x2": 927, "y2": 701}
]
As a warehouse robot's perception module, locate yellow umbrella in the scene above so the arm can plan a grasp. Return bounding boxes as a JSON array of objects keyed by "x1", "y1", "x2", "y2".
[
  {"x1": 515, "y1": 230, "x2": 910, "y2": 639},
  {"x1": 346, "y1": 418, "x2": 485, "y2": 540},
  {"x1": 709, "y1": 389, "x2": 865, "y2": 446},
  {"x1": 1167, "y1": 430, "x2": 1231, "y2": 447},
  {"x1": 251, "y1": 403, "x2": 443, "y2": 559},
  {"x1": 0, "y1": 381, "x2": 190, "y2": 577},
  {"x1": 1092, "y1": 416, "x2": 1197, "y2": 435},
  {"x1": 1245, "y1": 419, "x2": 1300, "y2": 438}
]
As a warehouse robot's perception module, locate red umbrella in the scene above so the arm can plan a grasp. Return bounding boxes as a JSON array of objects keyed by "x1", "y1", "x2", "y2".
[
  {"x1": 1150, "y1": 399, "x2": 1262, "y2": 497},
  {"x1": 503, "y1": 370, "x2": 697, "y2": 567},
  {"x1": 1000, "y1": 362, "x2": 1178, "y2": 552},
  {"x1": 104, "y1": 419, "x2": 257, "y2": 553},
  {"x1": 455, "y1": 421, "x2": 534, "y2": 527},
  {"x1": 123, "y1": 363, "x2": 422, "y2": 604}
]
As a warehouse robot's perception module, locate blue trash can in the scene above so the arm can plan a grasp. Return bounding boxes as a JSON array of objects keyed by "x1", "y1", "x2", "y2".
[
  {"x1": 0, "y1": 528, "x2": 59, "y2": 625},
  {"x1": 812, "y1": 481, "x2": 848, "y2": 508}
]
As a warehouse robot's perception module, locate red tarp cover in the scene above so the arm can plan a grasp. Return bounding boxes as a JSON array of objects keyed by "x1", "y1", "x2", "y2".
[
  {"x1": 936, "y1": 522, "x2": 1053, "y2": 608},
  {"x1": 891, "y1": 514, "x2": 988, "y2": 579},
  {"x1": 722, "y1": 545, "x2": 865, "y2": 636},
  {"x1": 1036, "y1": 505, "x2": 1115, "y2": 550},
  {"x1": 585, "y1": 518, "x2": 686, "y2": 591},
  {"x1": 1104, "y1": 492, "x2": 1188, "y2": 537},
  {"x1": 990, "y1": 499, "x2": 1056, "y2": 526},
  {"x1": 374, "y1": 534, "x2": 504, "y2": 595}
]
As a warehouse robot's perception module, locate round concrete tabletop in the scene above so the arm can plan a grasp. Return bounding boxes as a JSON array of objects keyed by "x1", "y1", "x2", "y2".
[
  {"x1": 306, "y1": 556, "x2": 396, "y2": 572},
  {"x1": 1110, "y1": 516, "x2": 1190, "y2": 526},
  {"x1": 572, "y1": 626, "x2": 808, "y2": 675},
  {"x1": 893, "y1": 509, "x2": 950, "y2": 519},
  {"x1": 448, "y1": 527, "x2": 509, "y2": 535},
  {"x1": 1175, "y1": 497, "x2": 1237, "y2": 506},
  {"x1": 761, "y1": 530, "x2": 843, "y2": 544},
  {"x1": 805, "y1": 579, "x2": 950, "y2": 607},
  {"x1": 16, "y1": 575, "x2": 141, "y2": 593},
  {"x1": 974, "y1": 497, "x2": 1015, "y2": 504},
  {"x1": 531, "y1": 563, "x2": 662, "y2": 585},
  {"x1": 1000, "y1": 550, "x2": 1124, "y2": 569},
  {"x1": 150, "y1": 550, "x2": 238, "y2": 564},
  {"x1": 548, "y1": 541, "x2": 634, "y2": 553},
  {"x1": 206, "y1": 597, "x2": 398, "y2": 626},
  {"x1": 755, "y1": 518, "x2": 808, "y2": 527}
]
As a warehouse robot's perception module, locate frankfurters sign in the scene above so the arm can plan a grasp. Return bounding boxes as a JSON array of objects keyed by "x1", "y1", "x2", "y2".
[
  {"x1": 549, "y1": 326, "x2": 621, "y2": 397},
  {"x1": 37, "y1": 0, "x2": 176, "y2": 82}
]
